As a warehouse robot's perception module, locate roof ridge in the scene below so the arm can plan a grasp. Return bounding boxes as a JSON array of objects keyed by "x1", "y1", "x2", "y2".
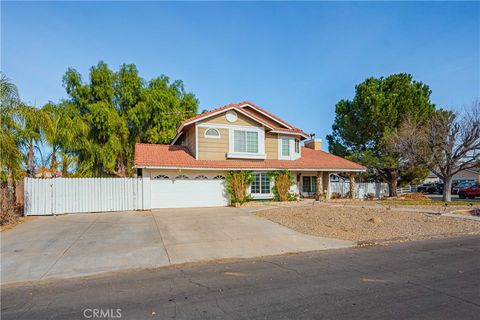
[{"x1": 239, "y1": 101, "x2": 296, "y2": 129}]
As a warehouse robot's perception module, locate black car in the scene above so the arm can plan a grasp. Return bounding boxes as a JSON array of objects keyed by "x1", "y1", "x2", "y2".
[
  {"x1": 417, "y1": 183, "x2": 433, "y2": 193},
  {"x1": 418, "y1": 183, "x2": 443, "y2": 194}
]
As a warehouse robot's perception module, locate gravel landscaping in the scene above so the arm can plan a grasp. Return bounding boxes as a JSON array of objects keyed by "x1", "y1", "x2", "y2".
[{"x1": 256, "y1": 205, "x2": 480, "y2": 244}]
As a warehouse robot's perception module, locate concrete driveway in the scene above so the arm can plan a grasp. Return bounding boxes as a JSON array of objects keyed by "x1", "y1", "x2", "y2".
[{"x1": 1, "y1": 207, "x2": 352, "y2": 284}]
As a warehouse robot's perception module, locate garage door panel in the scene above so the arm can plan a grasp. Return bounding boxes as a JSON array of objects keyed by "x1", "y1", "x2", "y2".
[{"x1": 151, "y1": 179, "x2": 229, "y2": 208}]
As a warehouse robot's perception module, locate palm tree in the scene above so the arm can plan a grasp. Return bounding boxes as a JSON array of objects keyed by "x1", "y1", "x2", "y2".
[
  {"x1": 42, "y1": 102, "x2": 89, "y2": 176},
  {"x1": 18, "y1": 106, "x2": 48, "y2": 177},
  {"x1": 0, "y1": 74, "x2": 24, "y2": 207}
]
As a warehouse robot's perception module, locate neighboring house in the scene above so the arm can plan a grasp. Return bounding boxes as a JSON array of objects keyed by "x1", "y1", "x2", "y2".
[
  {"x1": 34, "y1": 168, "x2": 63, "y2": 178},
  {"x1": 424, "y1": 172, "x2": 441, "y2": 184},
  {"x1": 134, "y1": 101, "x2": 365, "y2": 208},
  {"x1": 452, "y1": 168, "x2": 480, "y2": 184},
  {"x1": 423, "y1": 168, "x2": 480, "y2": 185}
]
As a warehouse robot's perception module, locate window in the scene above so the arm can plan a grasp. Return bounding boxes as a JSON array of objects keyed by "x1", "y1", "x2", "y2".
[
  {"x1": 174, "y1": 175, "x2": 189, "y2": 180},
  {"x1": 295, "y1": 139, "x2": 300, "y2": 153},
  {"x1": 153, "y1": 175, "x2": 169, "y2": 180},
  {"x1": 282, "y1": 137, "x2": 290, "y2": 156},
  {"x1": 213, "y1": 175, "x2": 225, "y2": 180},
  {"x1": 234, "y1": 130, "x2": 258, "y2": 153},
  {"x1": 302, "y1": 176, "x2": 317, "y2": 193},
  {"x1": 204, "y1": 128, "x2": 220, "y2": 138},
  {"x1": 194, "y1": 175, "x2": 208, "y2": 180},
  {"x1": 251, "y1": 173, "x2": 271, "y2": 194}
]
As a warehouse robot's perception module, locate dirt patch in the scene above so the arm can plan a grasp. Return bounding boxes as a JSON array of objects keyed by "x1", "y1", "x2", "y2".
[
  {"x1": 0, "y1": 216, "x2": 30, "y2": 232},
  {"x1": 256, "y1": 206, "x2": 480, "y2": 243},
  {"x1": 403, "y1": 193, "x2": 431, "y2": 201},
  {"x1": 452, "y1": 208, "x2": 480, "y2": 217}
]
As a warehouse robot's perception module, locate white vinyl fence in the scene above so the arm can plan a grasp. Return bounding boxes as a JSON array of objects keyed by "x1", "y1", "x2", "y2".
[
  {"x1": 24, "y1": 178, "x2": 150, "y2": 216},
  {"x1": 330, "y1": 182, "x2": 389, "y2": 199},
  {"x1": 25, "y1": 177, "x2": 391, "y2": 216},
  {"x1": 397, "y1": 185, "x2": 418, "y2": 194}
]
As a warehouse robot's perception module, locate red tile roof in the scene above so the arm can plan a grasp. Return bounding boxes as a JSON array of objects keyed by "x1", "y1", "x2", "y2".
[{"x1": 134, "y1": 144, "x2": 365, "y2": 171}]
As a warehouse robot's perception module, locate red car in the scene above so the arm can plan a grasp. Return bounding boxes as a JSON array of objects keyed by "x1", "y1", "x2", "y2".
[{"x1": 458, "y1": 183, "x2": 480, "y2": 199}]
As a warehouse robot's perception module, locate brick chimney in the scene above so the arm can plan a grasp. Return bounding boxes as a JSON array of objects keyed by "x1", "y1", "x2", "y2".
[{"x1": 304, "y1": 138, "x2": 322, "y2": 150}]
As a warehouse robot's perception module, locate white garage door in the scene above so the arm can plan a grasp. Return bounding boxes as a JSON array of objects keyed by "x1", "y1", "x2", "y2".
[{"x1": 150, "y1": 177, "x2": 229, "y2": 208}]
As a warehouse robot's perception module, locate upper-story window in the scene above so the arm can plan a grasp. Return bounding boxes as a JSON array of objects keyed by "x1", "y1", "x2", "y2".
[
  {"x1": 234, "y1": 130, "x2": 258, "y2": 153},
  {"x1": 204, "y1": 128, "x2": 220, "y2": 139},
  {"x1": 278, "y1": 136, "x2": 301, "y2": 160},
  {"x1": 281, "y1": 137, "x2": 290, "y2": 156}
]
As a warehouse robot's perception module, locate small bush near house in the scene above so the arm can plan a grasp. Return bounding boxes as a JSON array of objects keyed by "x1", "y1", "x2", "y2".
[
  {"x1": 225, "y1": 171, "x2": 254, "y2": 205},
  {"x1": 331, "y1": 192, "x2": 342, "y2": 199},
  {"x1": 364, "y1": 193, "x2": 375, "y2": 200},
  {"x1": 269, "y1": 170, "x2": 296, "y2": 201}
]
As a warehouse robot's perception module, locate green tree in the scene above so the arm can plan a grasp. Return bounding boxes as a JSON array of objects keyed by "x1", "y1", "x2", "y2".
[
  {"x1": 60, "y1": 61, "x2": 198, "y2": 176},
  {"x1": 327, "y1": 73, "x2": 435, "y2": 196}
]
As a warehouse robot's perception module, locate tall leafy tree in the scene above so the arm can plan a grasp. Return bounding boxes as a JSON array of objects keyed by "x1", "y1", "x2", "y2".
[
  {"x1": 60, "y1": 61, "x2": 198, "y2": 176},
  {"x1": 327, "y1": 73, "x2": 435, "y2": 196}
]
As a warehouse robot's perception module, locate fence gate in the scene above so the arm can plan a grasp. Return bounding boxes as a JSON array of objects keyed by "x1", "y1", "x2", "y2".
[{"x1": 24, "y1": 178, "x2": 149, "y2": 216}]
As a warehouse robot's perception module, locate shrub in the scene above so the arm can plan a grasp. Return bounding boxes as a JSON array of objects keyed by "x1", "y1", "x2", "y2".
[
  {"x1": 269, "y1": 170, "x2": 296, "y2": 201},
  {"x1": 364, "y1": 193, "x2": 375, "y2": 200},
  {"x1": 331, "y1": 192, "x2": 342, "y2": 199},
  {"x1": 0, "y1": 204, "x2": 21, "y2": 226},
  {"x1": 225, "y1": 171, "x2": 254, "y2": 205}
]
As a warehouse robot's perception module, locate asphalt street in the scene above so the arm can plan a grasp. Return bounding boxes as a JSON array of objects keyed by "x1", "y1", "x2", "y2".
[
  {"x1": 2, "y1": 236, "x2": 479, "y2": 320},
  {"x1": 426, "y1": 194, "x2": 480, "y2": 202}
]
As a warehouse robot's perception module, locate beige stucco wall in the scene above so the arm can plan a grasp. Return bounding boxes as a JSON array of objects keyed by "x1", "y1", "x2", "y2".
[
  {"x1": 196, "y1": 110, "x2": 282, "y2": 161},
  {"x1": 197, "y1": 127, "x2": 229, "y2": 160},
  {"x1": 199, "y1": 111, "x2": 260, "y2": 127},
  {"x1": 265, "y1": 132, "x2": 278, "y2": 159}
]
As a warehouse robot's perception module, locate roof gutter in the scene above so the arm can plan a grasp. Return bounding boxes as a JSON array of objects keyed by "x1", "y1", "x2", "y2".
[{"x1": 134, "y1": 165, "x2": 366, "y2": 172}]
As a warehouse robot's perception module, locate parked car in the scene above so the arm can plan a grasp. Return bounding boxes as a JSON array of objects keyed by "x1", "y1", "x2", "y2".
[
  {"x1": 417, "y1": 183, "x2": 434, "y2": 193},
  {"x1": 458, "y1": 184, "x2": 480, "y2": 199},
  {"x1": 432, "y1": 183, "x2": 444, "y2": 194},
  {"x1": 452, "y1": 182, "x2": 473, "y2": 194},
  {"x1": 418, "y1": 183, "x2": 443, "y2": 194}
]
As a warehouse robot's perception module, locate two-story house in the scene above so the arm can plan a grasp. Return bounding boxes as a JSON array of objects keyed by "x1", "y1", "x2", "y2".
[{"x1": 134, "y1": 101, "x2": 365, "y2": 208}]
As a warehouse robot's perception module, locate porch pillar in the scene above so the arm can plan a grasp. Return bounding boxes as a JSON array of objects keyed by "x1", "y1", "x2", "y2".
[
  {"x1": 348, "y1": 173, "x2": 356, "y2": 199},
  {"x1": 315, "y1": 171, "x2": 324, "y2": 201},
  {"x1": 296, "y1": 173, "x2": 302, "y2": 196},
  {"x1": 322, "y1": 172, "x2": 330, "y2": 200}
]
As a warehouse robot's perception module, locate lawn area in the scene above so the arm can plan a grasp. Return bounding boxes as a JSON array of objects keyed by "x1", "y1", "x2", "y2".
[{"x1": 256, "y1": 205, "x2": 480, "y2": 244}]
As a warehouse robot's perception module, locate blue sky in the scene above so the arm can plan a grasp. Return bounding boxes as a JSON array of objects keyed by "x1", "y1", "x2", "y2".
[{"x1": 2, "y1": 1, "x2": 479, "y2": 149}]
